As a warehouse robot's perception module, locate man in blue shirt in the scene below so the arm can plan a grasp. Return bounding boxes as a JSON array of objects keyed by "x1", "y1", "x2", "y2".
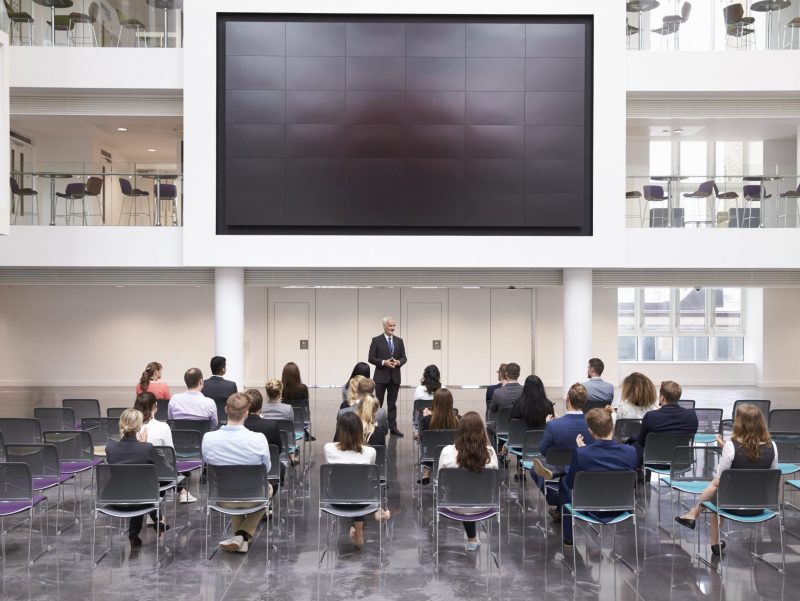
[{"x1": 582, "y1": 357, "x2": 614, "y2": 403}]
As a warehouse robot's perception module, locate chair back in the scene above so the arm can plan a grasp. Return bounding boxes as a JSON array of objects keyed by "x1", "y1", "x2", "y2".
[
  {"x1": 119, "y1": 177, "x2": 133, "y2": 195},
  {"x1": 769, "y1": 410, "x2": 800, "y2": 433},
  {"x1": 716, "y1": 469, "x2": 781, "y2": 513},
  {"x1": 613, "y1": 419, "x2": 642, "y2": 443},
  {"x1": 168, "y1": 419, "x2": 211, "y2": 436},
  {"x1": 5, "y1": 444, "x2": 60, "y2": 479},
  {"x1": 681, "y1": 2, "x2": 692, "y2": 22},
  {"x1": 96, "y1": 464, "x2": 159, "y2": 505},
  {"x1": 34, "y1": 407, "x2": 76, "y2": 432},
  {"x1": 291, "y1": 407, "x2": 305, "y2": 438},
  {"x1": 171, "y1": 429, "x2": 203, "y2": 459},
  {"x1": 286, "y1": 398, "x2": 311, "y2": 423},
  {"x1": 0, "y1": 432, "x2": 5, "y2": 461},
  {"x1": 571, "y1": 470, "x2": 636, "y2": 513},
  {"x1": 271, "y1": 418, "x2": 297, "y2": 448},
  {"x1": 154, "y1": 402, "x2": 169, "y2": 422},
  {"x1": 419, "y1": 429, "x2": 457, "y2": 462},
  {"x1": 437, "y1": 468, "x2": 500, "y2": 510},
  {"x1": 743, "y1": 184, "x2": 763, "y2": 199},
  {"x1": 643, "y1": 185, "x2": 665, "y2": 200},
  {"x1": 85, "y1": 176, "x2": 103, "y2": 195},
  {"x1": 522, "y1": 430, "x2": 545, "y2": 461},
  {"x1": 507, "y1": 419, "x2": 528, "y2": 449},
  {"x1": 643, "y1": 432, "x2": 694, "y2": 465},
  {"x1": 43, "y1": 430, "x2": 93, "y2": 462},
  {"x1": 494, "y1": 407, "x2": 513, "y2": 437},
  {"x1": 723, "y1": 3, "x2": 744, "y2": 25},
  {"x1": 677, "y1": 400, "x2": 696, "y2": 409},
  {"x1": 370, "y1": 444, "x2": 387, "y2": 483},
  {"x1": 211, "y1": 398, "x2": 227, "y2": 426},
  {"x1": 152, "y1": 445, "x2": 179, "y2": 482},
  {"x1": 733, "y1": 400, "x2": 771, "y2": 422},
  {"x1": 413, "y1": 398, "x2": 433, "y2": 424},
  {"x1": 0, "y1": 418, "x2": 42, "y2": 444},
  {"x1": 670, "y1": 445, "x2": 719, "y2": 484},
  {"x1": 319, "y1": 464, "x2": 381, "y2": 505},
  {"x1": 697, "y1": 180, "x2": 715, "y2": 196},
  {"x1": 106, "y1": 407, "x2": 127, "y2": 418},
  {"x1": 63, "y1": 182, "x2": 85, "y2": 197},
  {"x1": 545, "y1": 447, "x2": 575, "y2": 471},
  {"x1": 0, "y1": 463, "x2": 34, "y2": 502},
  {"x1": 155, "y1": 183, "x2": 177, "y2": 199},
  {"x1": 769, "y1": 432, "x2": 800, "y2": 465},
  {"x1": 267, "y1": 444, "x2": 280, "y2": 482},
  {"x1": 694, "y1": 408, "x2": 723, "y2": 435},
  {"x1": 81, "y1": 417, "x2": 120, "y2": 446},
  {"x1": 63, "y1": 399, "x2": 100, "y2": 424},
  {"x1": 583, "y1": 399, "x2": 611, "y2": 413},
  {"x1": 9, "y1": 176, "x2": 20, "y2": 193}
]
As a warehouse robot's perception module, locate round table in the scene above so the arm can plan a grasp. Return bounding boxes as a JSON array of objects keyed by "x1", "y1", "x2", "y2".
[
  {"x1": 31, "y1": 0, "x2": 74, "y2": 46},
  {"x1": 37, "y1": 173, "x2": 73, "y2": 225},
  {"x1": 626, "y1": 0, "x2": 660, "y2": 50},
  {"x1": 145, "y1": 0, "x2": 183, "y2": 48},
  {"x1": 651, "y1": 175, "x2": 688, "y2": 227},
  {"x1": 141, "y1": 174, "x2": 180, "y2": 226},
  {"x1": 750, "y1": 0, "x2": 792, "y2": 49}
]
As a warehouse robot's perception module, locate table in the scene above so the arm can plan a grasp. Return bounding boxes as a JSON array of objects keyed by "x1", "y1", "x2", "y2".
[
  {"x1": 141, "y1": 174, "x2": 180, "y2": 226},
  {"x1": 751, "y1": 0, "x2": 792, "y2": 49},
  {"x1": 626, "y1": 0, "x2": 660, "y2": 50},
  {"x1": 146, "y1": 0, "x2": 182, "y2": 48},
  {"x1": 31, "y1": 0, "x2": 74, "y2": 46},
  {"x1": 37, "y1": 173, "x2": 73, "y2": 225},
  {"x1": 651, "y1": 175, "x2": 688, "y2": 227}
]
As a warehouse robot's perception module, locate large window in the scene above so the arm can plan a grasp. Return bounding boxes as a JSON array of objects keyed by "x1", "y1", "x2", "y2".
[{"x1": 618, "y1": 287, "x2": 745, "y2": 362}]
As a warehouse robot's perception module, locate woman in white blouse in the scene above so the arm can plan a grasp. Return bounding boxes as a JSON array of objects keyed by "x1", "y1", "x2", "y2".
[
  {"x1": 437, "y1": 411, "x2": 498, "y2": 551},
  {"x1": 414, "y1": 364, "x2": 442, "y2": 400},
  {"x1": 610, "y1": 372, "x2": 658, "y2": 421}
]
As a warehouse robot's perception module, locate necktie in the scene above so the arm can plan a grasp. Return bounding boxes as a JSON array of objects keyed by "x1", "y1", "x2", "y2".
[{"x1": 388, "y1": 337, "x2": 394, "y2": 355}]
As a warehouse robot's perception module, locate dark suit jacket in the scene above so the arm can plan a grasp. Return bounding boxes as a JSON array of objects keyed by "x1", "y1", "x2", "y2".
[
  {"x1": 485, "y1": 383, "x2": 502, "y2": 402},
  {"x1": 539, "y1": 413, "x2": 593, "y2": 457},
  {"x1": 105, "y1": 437, "x2": 157, "y2": 465},
  {"x1": 563, "y1": 439, "x2": 638, "y2": 490},
  {"x1": 637, "y1": 404, "x2": 699, "y2": 448},
  {"x1": 368, "y1": 335, "x2": 407, "y2": 385},
  {"x1": 489, "y1": 382, "x2": 523, "y2": 416},
  {"x1": 201, "y1": 375, "x2": 238, "y2": 404}
]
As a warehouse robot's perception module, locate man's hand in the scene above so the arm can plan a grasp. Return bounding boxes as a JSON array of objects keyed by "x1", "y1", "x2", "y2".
[
  {"x1": 422, "y1": 408, "x2": 431, "y2": 417},
  {"x1": 576, "y1": 434, "x2": 585, "y2": 448}
]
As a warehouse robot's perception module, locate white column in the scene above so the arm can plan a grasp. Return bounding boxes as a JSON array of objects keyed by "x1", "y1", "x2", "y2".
[
  {"x1": 562, "y1": 268, "x2": 592, "y2": 395},
  {"x1": 215, "y1": 267, "x2": 244, "y2": 389}
]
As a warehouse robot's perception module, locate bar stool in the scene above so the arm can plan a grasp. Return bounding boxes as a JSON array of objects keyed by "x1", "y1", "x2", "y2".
[
  {"x1": 742, "y1": 184, "x2": 770, "y2": 228},
  {"x1": 642, "y1": 185, "x2": 668, "y2": 226},
  {"x1": 115, "y1": 7, "x2": 145, "y2": 47},
  {"x1": 55, "y1": 182, "x2": 87, "y2": 225},
  {"x1": 155, "y1": 183, "x2": 178, "y2": 226},
  {"x1": 778, "y1": 183, "x2": 800, "y2": 227},
  {"x1": 119, "y1": 178, "x2": 151, "y2": 225},
  {"x1": 784, "y1": 16, "x2": 800, "y2": 49},
  {"x1": 625, "y1": 190, "x2": 644, "y2": 226},
  {"x1": 10, "y1": 177, "x2": 39, "y2": 224},
  {"x1": 83, "y1": 176, "x2": 104, "y2": 223},
  {"x1": 4, "y1": 0, "x2": 36, "y2": 45},
  {"x1": 67, "y1": 4, "x2": 99, "y2": 47}
]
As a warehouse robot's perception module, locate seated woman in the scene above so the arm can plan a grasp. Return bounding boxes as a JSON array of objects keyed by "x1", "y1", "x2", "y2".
[
  {"x1": 414, "y1": 364, "x2": 442, "y2": 430},
  {"x1": 338, "y1": 376, "x2": 388, "y2": 432},
  {"x1": 341, "y1": 362, "x2": 371, "y2": 404},
  {"x1": 609, "y1": 372, "x2": 658, "y2": 421},
  {"x1": 356, "y1": 394, "x2": 386, "y2": 448},
  {"x1": 675, "y1": 404, "x2": 778, "y2": 555},
  {"x1": 105, "y1": 408, "x2": 169, "y2": 547},
  {"x1": 324, "y1": 412, "x2": 390, "y2": 549},
  {"x1": 243, "y1": 388, "x2": 285, "y2": 486},
  {"x1": 135, "y1": 361, "x2": 171, "y2": 402},
  {"x1": 505, "y1": 375, "x2": 555, "y2": 480},
  {"x1": 437, "y1": 411, "x2": 498, "y2": 551},
  {"x1": 281, "y1": 361, "x2": 315, "y2": 441},
  {"x1": 260, "y1": 380, "x2": 298, "y2": 465},
  {"x1": 418, "y1": 388, "x2": 460, "y2": 485}
]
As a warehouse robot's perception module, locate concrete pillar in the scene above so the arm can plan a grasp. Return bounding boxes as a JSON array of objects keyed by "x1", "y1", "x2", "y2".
[
  {"x1": 214, "y1": 267, "x2": 244, "y2": 388},
  {"x1": 562, "y1": 268, "x2": 592, "y2": 395}
]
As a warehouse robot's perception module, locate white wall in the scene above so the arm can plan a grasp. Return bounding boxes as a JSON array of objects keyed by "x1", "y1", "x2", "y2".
[{"x1": 762, "y1": 288, "x2": 800, "y2": 387}]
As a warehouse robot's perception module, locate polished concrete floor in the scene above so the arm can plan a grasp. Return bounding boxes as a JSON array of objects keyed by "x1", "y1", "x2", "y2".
[{"x1": 1, "y1": 387, "x2": 799, "y2": 601}]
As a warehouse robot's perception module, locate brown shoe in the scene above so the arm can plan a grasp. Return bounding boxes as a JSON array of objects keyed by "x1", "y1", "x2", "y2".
[
  {"x1": 548, "y1": 506, "x2": 562, "y2": 524},
  {"x1": 533, "y1": 458, "x2": 554, "y2": 481}
]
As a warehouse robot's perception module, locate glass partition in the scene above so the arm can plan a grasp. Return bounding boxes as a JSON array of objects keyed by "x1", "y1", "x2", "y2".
[
  {"x1": 9, "y1": 162, "x2": 182, "y2": 226},
  {"x1": 3, "y1": 0, "x2": 182, "y2": 48}
]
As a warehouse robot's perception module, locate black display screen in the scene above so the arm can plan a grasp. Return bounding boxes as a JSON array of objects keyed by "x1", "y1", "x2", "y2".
[{"x1": 217, "y1": 14, "x2": 593, "y2": 235}]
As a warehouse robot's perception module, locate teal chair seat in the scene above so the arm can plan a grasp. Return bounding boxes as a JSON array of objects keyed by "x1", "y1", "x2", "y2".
[
  {"x1": 694, "y1": 433, "x2": 717, "y2": 444},
  {"x1": 564, "y1": 504, "x2": 634, "y2": 525},
  {"x1": 779, "y1": 463, "x2": 800, "y2": 476},
  {"x1": 663, "y1": 476, "x2": 710, "y2": 495},
  {"x1": 702, "y1": 501, "x2": 777, "y2": 523}
]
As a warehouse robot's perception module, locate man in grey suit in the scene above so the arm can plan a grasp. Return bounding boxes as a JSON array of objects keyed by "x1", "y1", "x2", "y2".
[
  {"x1": 582, "y1": 357, "x2": 614, "y2": 403},
  {"x1": 202, "y1": 356, "x2": 238, "y2": 425},
  {"x1": 488, "y1": 362, "x2": 523, "y2": 418},
  {"x1": 368, "y1": 317, "x2": 407, "y2": 437}
]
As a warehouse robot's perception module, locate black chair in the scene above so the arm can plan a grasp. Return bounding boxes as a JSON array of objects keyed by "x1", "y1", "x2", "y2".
[
  {"x1": 154, "y1": 183, "x2": 179, "y2": 226},
  {"x1": 723, "y1": 3, "x2": 756, "y2": 49},
  {"x1": 0, "y1": 418, "x2": 42, "y2": 444},
  {"x1": 54, "y1": 182, "x2": 87, "y2": 225},
  {"x1": 677, "y1": 400, "x2": 696, "y2": 410},
  {"x1": 778, "y1": 183, "x2": 800, "y2": 227},
  {"x1": 63, "y1": 399, "x2": 100, "y2": 428},
  {"x1": 82, "y1": 176, "x2": 104, "y2": 222},
  {"x1": 9, "y1": 176, "x2": 39, "y2": 223},
  {"x1": 168, "y1": 419, "x2": 211, "y2": 436},
  {"x1": 650, "y1": 2, "x2": 691, "y2": 50},
  {"x1": 493, "y1": 407, "x2": 513, "y2": 445},
  {"x1": 583, "y1": 399, "x2": 611, "y2": 413},
  {"x1": 613, "y1": 419, "x2": 642, "y2": 444},
  {"x1": 172, "y1": 430, "x2": 203, "y2": 500},
  {"x1": 665, "y1": 445, "x2": 719, "y2": 546},
  {"x1": 693, "y1": 408, "x2": 723, "y2": 445},
  {"x1": 412, "y1": 398, "x2": 433, "y2": 430},
  {"x1": 733, "y1": 400, "x2": 771, "y2": 422},
  {"x1": 770, "y1": 410, "x2": 800, "y2": 433},
  {"x1": 153, "y1": 446, "x2": 187, "y2": 531},
  {"x1": 0, "y1": 463, "x2": 48, "y2": 564},
  {"x1": 119, "y1": 177, "x2": 151, "y2": 224},
  {"x1": 106, "y1": 408, "x2": 127, "y2": 419},
  {"x1": 642, "y1": 432, "x2": 695, "y2": 530},
  {"x1": 81, "y1": 417, "x2": 120, "y2": 453},
  {"x1": 34, "y1": 408, "x2": 76, "y2": 433},
  {"x1": 417, "y1": 429, "x2": 458, "y2": 507}
]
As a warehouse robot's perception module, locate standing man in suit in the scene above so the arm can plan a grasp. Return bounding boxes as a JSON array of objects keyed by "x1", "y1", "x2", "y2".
[
  {"x1": 202, "y1": 356, "x2": 238, "y2": 426},
  {"x1": 368, "y1": 316, "x2": 407, "y2": 437}
]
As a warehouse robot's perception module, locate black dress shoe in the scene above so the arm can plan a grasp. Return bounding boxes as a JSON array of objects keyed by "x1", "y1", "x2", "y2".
[
  {"x1": 390, "y1": 429, "x2": 405, "y2": 438},
  {"x1": 711, "y1": 541, "x2": 727, "y2": 556},
  {"x1": 304, "y1": 431, "x2": 316, "y2": 442},
  {"x1": 416, "y1": 477, "x2": 430, "y2": 485},
  {"x1": 674, "y1": 516, "x2": 696, "y2": 530},
  {"x1": 129, "y1": 534, "x2": 143, "y2": 547},
  {"x1": 150, "y1": 521, "x2": 171, "y2": 533}
]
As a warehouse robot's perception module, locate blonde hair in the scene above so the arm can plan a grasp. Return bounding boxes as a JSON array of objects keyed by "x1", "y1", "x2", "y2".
[
  {"x1": 119, "y1": 408, "x2": 144, "y2": 439},
  {"x1": 265, "y1": 378, "x2": 283, "y2": 402},
  {"x1": 356, "y1": 394, "x2": 379, "y2": 443},
  {"x1": 225, "y1": 392, "x2": 252, "y2": 422},
  {"x1": 347, "y1": 375, "x2": 365, "y2": 404}
]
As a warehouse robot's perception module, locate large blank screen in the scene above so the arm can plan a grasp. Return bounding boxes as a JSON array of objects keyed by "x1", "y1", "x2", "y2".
[{"x1": 217, "y1": 15, "x2": 593, "y2": 235}]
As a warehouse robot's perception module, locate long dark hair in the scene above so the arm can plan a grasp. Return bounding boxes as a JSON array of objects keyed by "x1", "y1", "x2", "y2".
[
  {"x1": 420, "y1": 364, "x2": 442, "y2": 395},
  {"x1": 349, "y1": 362, "x2": 371, "y2": 381},
  {"x1": 430, "y1": 388, "x2": 459, "y2": 430},
  {"x1": 133, "y1": 392, "x2": 157, "y2": 423},
  {"x1": 281, "y1": 362, "x2": 305, "y2": 400},
  {"x1": 454, "y1": 412, "x2": 491, "y2": 472},
  {"x1": 336, "y1": 411, "x2": 364, "y2": 453},
  {"x1": 515, "y1": 375, "x2": 554, "y2": 428},
  {"x1": 139, "y1": 361, "x2": 162, "y2": 392}
]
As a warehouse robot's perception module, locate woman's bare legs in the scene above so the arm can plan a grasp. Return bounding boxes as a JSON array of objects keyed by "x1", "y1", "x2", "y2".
[{"x1": 678, "y1": 477, "x2": 721, "y2": 544}]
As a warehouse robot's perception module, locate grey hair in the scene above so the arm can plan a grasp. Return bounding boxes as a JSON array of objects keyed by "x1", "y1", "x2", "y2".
[{"x1": 382, "y1": 316, "x2": 395, "y2": 326}]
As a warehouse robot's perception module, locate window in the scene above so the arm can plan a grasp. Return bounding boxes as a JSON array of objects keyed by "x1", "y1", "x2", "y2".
[{"x1": 618, "y1": 288, "x2": 745, "y2": 362}]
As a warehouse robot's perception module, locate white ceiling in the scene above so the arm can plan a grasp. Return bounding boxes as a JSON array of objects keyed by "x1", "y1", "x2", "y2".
[
  {"x1": 627, "y1": 117, "x2": 800, "y2": 142},
  {"x1": 10, "y1": 115, "x2": 182, "y2": 163}
]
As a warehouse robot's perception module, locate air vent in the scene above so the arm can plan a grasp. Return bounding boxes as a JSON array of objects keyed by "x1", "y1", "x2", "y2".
[
  {"x1": 627, "y1": 97, "x2": 800, "y2": 119},
  {"x1": 594, "y1": 269, "x2": 800, "y2": 287},
  {"x1": 0, "y1": 268, "x2": 213, "y2": 286},
  {"x1": 10, "y1": 95, "x2": 183, "y2": 117}
]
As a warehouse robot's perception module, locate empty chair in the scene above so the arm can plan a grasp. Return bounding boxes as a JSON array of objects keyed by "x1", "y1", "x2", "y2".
[
  {"x1": 665, "y1": 445, "x2": 718, "y2": 536},
  {"x1": 677, "y1": 400, "x2": 696, "y2": 409},
  {"x1": 118, "y1": 177, "x2": 151, "y2": 225},
  {"x1": 693, "y1": 408, "x2": 723, "y2": 444},
  {"x1": 106, "y1": 407, "x2": 127, "y2": 419},
  {"x1": 152, "y1": 446, "x2": 187, "y2": 530},
  {"x1": 0, "y1": 418, "x2": 42, "y2": 444},
  {"x1": 172, "y1": 430, "x2": 203, "y2": 499},
  {"x1": 66, "y1": 6, "x2": 98, "y2": 47},
  {"x1": 741, "y1": 184, "x2": 770, "y2": 228},
  {"x1": 43, "y1": 430, "x2": 103, "y2": 478},
  {"x1": 115, "y1": 7, "x2": 146, "y2": 47},
  {"x1": 642, "y1": 185, "x2": 668, "y2": 225},
  {"x1": 770, "y1": 432, "x2": 800, "y2": 476},
  {"x1": 55, "y1": 182, "x2": 88, "y2": 225},
  {"x1": 613, "y1": 419, "x2": 642, "y2": 444},
  {"x1": 733, "y1": 400, "x2": 771, "y2": 422},
  {"x1": 651, "y1": 2, "x2": 691, "y2": 50},
  {"x1": 582, "y1": 399, "x2": 611, "y2": 413},
  {"x1": 723, "y1": 3, "x2": 756, "y2": 49},
  {"x1": 154, "y1": 183, "x2": 179, "y2": 226},
  {"x1": 4, "y1": 0, "x2": 35, "y2": 45},
  {"x1": 417, "y1": 429, "x2": 458, "y2": 500},
  {"x1": 0, "y1": 463, "x2": 48, "y2": 564},
  {"x1": 642, "y1": 432, "x2": 695, "y2": 527},
  {"x1": 10, "y1": 177, "x2": 39, "y2": 224},
  {"x1": 778, "y1": 183, "x2": 800, "y2": 227},
  {"x1": 63, "y1": 399, "x2": 100, "y2": 427},
  {"x1": 683, "y1": 181, "x2": 733, "y2": 227},
  {"x1": 626, "y1": 17, "x2": 639, "y2": 48},
  {"x1": 82, "y1": 176, "x2": 104, "y2": 223},
  {"x1": 769, "y1": 409, "x2": 800, "y2": 433},
  {"x1": 492, "y1": 407, "x2": 513, "y2": 445},
  {"x1": 34, "y1": 408, "x2": 76, "y2": 433},
  {"x1": 784, "y1": 15, "x2": 800, "y2": 48},
  {"x1": 625, "y1": 190, "x2": 646, "y2": 226}
]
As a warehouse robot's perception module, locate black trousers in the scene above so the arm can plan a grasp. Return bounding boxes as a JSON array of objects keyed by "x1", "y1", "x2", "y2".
[
  {"x1": 463, "y1": 521, "x2": 477, "y2": 538},
  {"x1": 375, "y1": 380, "x2": 399, "y2": 430}
]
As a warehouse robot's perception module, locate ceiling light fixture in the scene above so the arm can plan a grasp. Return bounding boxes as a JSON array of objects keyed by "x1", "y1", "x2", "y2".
[
  {"x1": 673, "y1": 128, "x2": 684, "y2": 133},
  {"x1": 117, "y1": 127, "x2": 128, "y2": 132},
  {"x1": 147, "y1": 148, "x2": 157, "y2": 152}
]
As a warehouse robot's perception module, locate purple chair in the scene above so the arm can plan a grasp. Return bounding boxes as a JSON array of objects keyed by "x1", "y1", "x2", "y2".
[
  {"x1": 118, "y1": 177, "x2": 150, "y2": 225},
  {"x1": 0, "y1": 463, "x2": 48, "y2": 564},
  {"x1": 54, "y1": 182, "x2": 87, "y2": 225},
  {"x1": 154, "y1": 183, "x2": 179, "y2": 226},
  {"x1": 779, "y1": 183, "x2": 800, "y2": 227},
  {"x1": 642, "y1": 185, "x2": 669, "y2": 226},
  {"x1": 9, "y1": 176, "x2": 39, "y2": 224},
  {"x1": 742, "y1": 184, "x2": 771, "y2": 227}
]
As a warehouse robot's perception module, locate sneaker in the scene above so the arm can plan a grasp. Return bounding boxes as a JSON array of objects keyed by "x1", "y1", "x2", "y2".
[
  {"x1": 236, "y1": 540, "x2": 249, "y2": 553},
  {"x1": 219, "y1": 534, "x2": 244, "y2": 552},
  {"x1": 533, "y1": 458, "x2": 554, "y2": 481},
  {"x1": 466, "y1": 540, "x2": 480, "y2": 551},
  {"x1": 179, "y1": 490, "x2": 197, "y2": 504}
]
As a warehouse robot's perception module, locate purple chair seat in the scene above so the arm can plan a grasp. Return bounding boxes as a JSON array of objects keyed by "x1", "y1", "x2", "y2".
[
  {"x1": 0, "y1": 496, "x2": 46, "y2": 517},
  {"x1": 60, "y1": 459, "x2": 103, "y2": 474},
  {"x1": 32, "y1": 474, "x2": 73, "y2": 491},
  {"x1": 176, "y1": 460, "x2": 202, "y2": 472},
  {"x1": 437, "y1": 507, "x2": 498, "y2": 522}
]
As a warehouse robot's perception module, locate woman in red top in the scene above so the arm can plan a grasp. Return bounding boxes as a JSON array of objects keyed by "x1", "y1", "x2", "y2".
[{"x1": 136, "y1": 361, "x2": 171, "y2": 401}]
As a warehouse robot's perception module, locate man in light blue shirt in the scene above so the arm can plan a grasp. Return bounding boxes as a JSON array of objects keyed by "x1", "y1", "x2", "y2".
[
  {"x1": 202, "y1": 392, "x2": 271, "y2": 553},
  {"x1": 582, "y1": 358, "x2": 614, "y2": 403},
  {"x1": 168, "y1": 368, "x2": 219, "y2": 428}
]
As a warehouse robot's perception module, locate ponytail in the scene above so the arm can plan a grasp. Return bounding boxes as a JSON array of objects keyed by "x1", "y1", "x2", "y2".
[{"x1": 139, "y1": 361, "x2": 162, "y2": 391}]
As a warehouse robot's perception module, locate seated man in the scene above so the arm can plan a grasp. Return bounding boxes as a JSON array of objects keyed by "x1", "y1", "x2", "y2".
[
  {"x1": 581, "y1": 357, "x2": 614, "y2": 403},
  {"x1": 532, "y1": 383, "x2": 593, "y2": 521},
  {"x1": 168, "y1": 367, "x2": 218, "y2": 429},
  {"x1": 635, "y1": 380, "x2": 698, "y2": 468},
  {"x1": 559, "y1": 408, "x2": 638, "y2": 546},
  {"x1": 202, "y1": 392, "x2": 271, "y2": 553}
]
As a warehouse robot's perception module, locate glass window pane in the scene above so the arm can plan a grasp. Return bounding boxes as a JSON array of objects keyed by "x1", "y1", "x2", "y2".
[
  {"x1": 643, "y1": 288, "x2": 671, "y2": 331},
  {"x1": 714, "y1": 337, "x2": 744, "y2": 361},
  {"x1": 678, "y1": 287, "x2": 705, "y2": 331},
  {"x1": 675, "y1": 336, "x2": 709, "y2": 361},
  {"x1": 713, "y1": 288, "x2": 742, "y2": 332},
  {"x1": 649, "y1": 141, "x2": 671, "y2": 176},
  {"x1": 679, "y1": 141, "x2": 706, "y2": 180},
  {"x1": 715, "y1": 141, "x2": 743, "y2": 178},
  {"x1": 618, "y1": 287, "x2": 636, "y2": 333},
  {"x1": 618, "y1": 336, "x2": 637, "y2": 361},
  {"x1": 641, "y1": 336, "x2": 673, "y2": 361}
]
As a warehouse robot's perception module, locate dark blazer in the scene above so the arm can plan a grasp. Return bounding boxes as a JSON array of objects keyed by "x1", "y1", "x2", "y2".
[
  {"x1": 201, "y1": 375, "x2": 238, "y2": 404},
  {"x1": 637, "y1": 403, "x2": 699, "y2": 448},
  {"x1": 368, "y1": 335, "x2": 407, "y2": 385},
  {"x1": 539, "y1": 413, "x2": 593, "y2": 457},
  {"x1": 105, "y1": 437, "x2": 157, "y2": 465},
  {"x1": 489, "y1": 382, "x2": 523, "y2": 416},
  {"x1": 563, "y1": 439, "x2": 638, "y2": 490},
  {"x1": 244, "y1": 415, "x2": 283, "y2": 454},
  {"x1": 485, "y1": 383, "x2": 502, "y2": 402},
  {"x1": 282, "y1": 383, "x2": 309, "y2": 402}
]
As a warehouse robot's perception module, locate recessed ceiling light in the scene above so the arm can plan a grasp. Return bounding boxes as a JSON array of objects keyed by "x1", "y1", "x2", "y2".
[
  {"x1": 147, "y1": 148, "x2": 157, "y2": 152},
  {"x1": 673, "y1": 128, "x2": 684, "y2": 133},
  {"x1": 117, "y1": 127, "x2": 127, "y2": 132}
]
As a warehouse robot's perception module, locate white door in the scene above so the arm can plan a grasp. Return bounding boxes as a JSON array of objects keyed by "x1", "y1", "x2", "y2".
[
  {"x1": 405, "y1": 301, "x2": 443, "y2": 385},
  {"x1": 272, "y1": 301, "x2": 312, "y2": 384}
]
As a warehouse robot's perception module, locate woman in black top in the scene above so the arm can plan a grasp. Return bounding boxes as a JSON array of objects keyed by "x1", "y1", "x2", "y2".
[
  {"x1": 418, "y1": 388, "x2": 460, "y2": 484},
  {"x1": 510, "y1": 375, "x2": 555, "y2": 430},
  {"x1": 356, "y1": 395, "x2": 386, "y2": 447},
  {"x1": 281, "y1": 361, "x2": 314, "y2": 440}
]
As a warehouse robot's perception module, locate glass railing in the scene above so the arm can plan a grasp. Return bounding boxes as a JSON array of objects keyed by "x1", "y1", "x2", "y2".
[
  {"x1": 625, "y1": 171, "x2": 800, "y2": 228},
  {"x1": 10, "y1": 162, "x2": 182, "y2": 226},
  {"x1": 4, "y1": 0, "x2": 182, "y2": 48},
  {"x1": 626, "y1": 0, "x2": 800, "y2": 51}
]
